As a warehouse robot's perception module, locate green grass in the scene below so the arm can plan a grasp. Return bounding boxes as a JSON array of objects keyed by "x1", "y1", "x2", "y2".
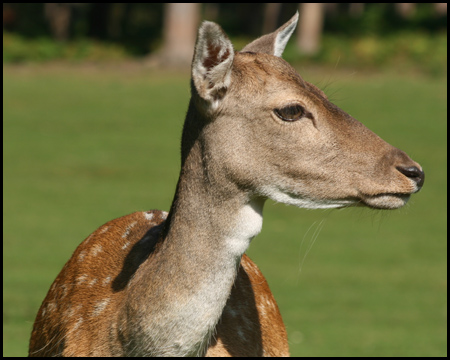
[{"x1": 3, "y1": 64, "x2": 446, "y2": 357}]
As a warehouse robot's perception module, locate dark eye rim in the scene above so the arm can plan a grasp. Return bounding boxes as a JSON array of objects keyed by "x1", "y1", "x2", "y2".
[{"x1": 274, "y1": 104, "x2": 305, "y2": 122}]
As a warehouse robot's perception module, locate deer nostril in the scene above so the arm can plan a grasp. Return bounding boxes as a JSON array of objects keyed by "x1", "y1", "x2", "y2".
[{"x1": 396, "y1": 166, "x2": 425, "y2": 188}]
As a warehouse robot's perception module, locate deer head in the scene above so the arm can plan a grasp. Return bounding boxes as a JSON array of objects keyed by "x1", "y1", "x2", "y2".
[{"x1": 185, "y1": 12, "x2": 424, "y2": 212}]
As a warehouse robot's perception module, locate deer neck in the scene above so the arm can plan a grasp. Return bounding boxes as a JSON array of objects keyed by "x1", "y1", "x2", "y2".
[
  {"x1": 164, "y1": 100, "x2": 265, "y2": 257},
  {"x1": 166, "y1": 164, "x2": 264, "y2": 261},
  {"x1": 126, "y1": 110, "x2": 264, "y2": 356}
]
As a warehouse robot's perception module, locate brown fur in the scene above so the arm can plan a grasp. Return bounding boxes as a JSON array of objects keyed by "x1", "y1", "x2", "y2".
[{"x1": 29, "y1": 211, "x2": 288, "y2": 356}]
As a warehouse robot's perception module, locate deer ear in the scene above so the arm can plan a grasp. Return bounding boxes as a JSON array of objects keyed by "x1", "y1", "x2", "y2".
[
  {"x1": 241, "y1": 12, "x2": 298, "y2": 57},
  {"x1": 191, "y1": 21, "x2": 234, "y2": 104}
]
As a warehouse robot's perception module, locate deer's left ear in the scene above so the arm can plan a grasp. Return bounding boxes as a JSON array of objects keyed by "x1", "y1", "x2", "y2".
[
  {"x1": 241, "y1": 12, "x2": 298, "y2": 57},
  {"x1": 191, "y1": 21, "x2": 234, "y2": 104}
]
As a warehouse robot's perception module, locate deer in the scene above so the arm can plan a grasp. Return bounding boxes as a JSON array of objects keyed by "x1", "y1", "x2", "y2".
[{"x1": 29, "y1": 13, "x2": 424, "y2": 357}]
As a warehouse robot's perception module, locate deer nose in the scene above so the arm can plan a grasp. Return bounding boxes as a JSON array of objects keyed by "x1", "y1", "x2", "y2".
[{"x1": 396, "y1": 166, "x2": 425, "y2": 189}]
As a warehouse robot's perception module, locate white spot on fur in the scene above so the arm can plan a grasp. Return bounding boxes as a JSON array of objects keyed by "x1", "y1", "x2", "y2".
[
  {"x1": 259, "y1": 304, "x2": 267, "y2": 317},
  {"x1": 47, "y1": 302, "x2": 57, "y2": 313},
  {"x1": 122, "y1": 221, "x2": 137, "y2": 238},
  {"x1": 102, "y1": 276, "x2": 112, "y2": 286},
  {"x1": 61, "y1": 284, "x2": 68, "y2": 298},
  {"x1": 64, "y1": 304, "x2": 75, "y2": 320},
  {"x1": 72, "y1": 317, "x2": 83, "y2": 331},
  {"x1": 77, "y1": 250, "x2": 87, "y2": 262},
  {"x1": 92, "y1": 298, "x2": 110, "y2": 317},
  {"x1": 84, "y1": 234, "x2": 94, "y2": 244},
  {"x1": 144, "y1": 212, "x2": 154, "y2": 221},
  {"x1": 91, "y1": 244, "x2": 102, "y2": 256},
  {"x1": 76, "y1": 275, "x2": 88, "y2": 285},
  {"x1": 99, "y1": 226, "x2": 110, "y2": 234}
]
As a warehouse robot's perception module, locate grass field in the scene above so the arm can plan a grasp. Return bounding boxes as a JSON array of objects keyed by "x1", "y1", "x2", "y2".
[{"x1": 3, "y1": 63, "x2": 447, "y2": 357}]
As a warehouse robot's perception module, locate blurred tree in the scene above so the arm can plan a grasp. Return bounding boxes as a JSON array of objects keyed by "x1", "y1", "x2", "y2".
[
  {"x1": 155, "y1": 3, "x2": 200, "y2": 67},
  {"x1": 434, "y1": 3, "x2": 447, "y2": 15},
  {"x1": 3, "y1": 3, "x2": 16, "y2": 31},
  {"x1": 2, "y1": 3, "x2": 447, "y2": 60},
  {"x1": 297, "y1": 3, "x2": 324, "y2": 55},
  {"x1": 349, "y1": 3, "x2": 364, "y2": 17},
  {"x1": 44, "y1": 3, "x2": 71, "y2": 41},
  {"x1": 263, "y1": 3, "x2": 282, "y2": 33},
  {"x1": 396, "y1": 3, "x2": 416, "y2": 18}
]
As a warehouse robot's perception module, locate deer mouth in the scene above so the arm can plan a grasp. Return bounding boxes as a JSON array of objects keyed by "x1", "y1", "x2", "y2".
[{"x1": 360, "y1": 193, "x2": 411, "y2": 209}]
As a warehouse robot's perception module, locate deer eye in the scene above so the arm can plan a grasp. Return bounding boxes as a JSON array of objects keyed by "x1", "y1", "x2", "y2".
[{"x1": 274, "y1": 104, "x2": 304, "y2": 122}]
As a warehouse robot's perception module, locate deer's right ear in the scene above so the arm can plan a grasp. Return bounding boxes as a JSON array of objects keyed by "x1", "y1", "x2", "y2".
[{"x1": 191, "y1": 21, "x2": 234, "y2": 105}]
